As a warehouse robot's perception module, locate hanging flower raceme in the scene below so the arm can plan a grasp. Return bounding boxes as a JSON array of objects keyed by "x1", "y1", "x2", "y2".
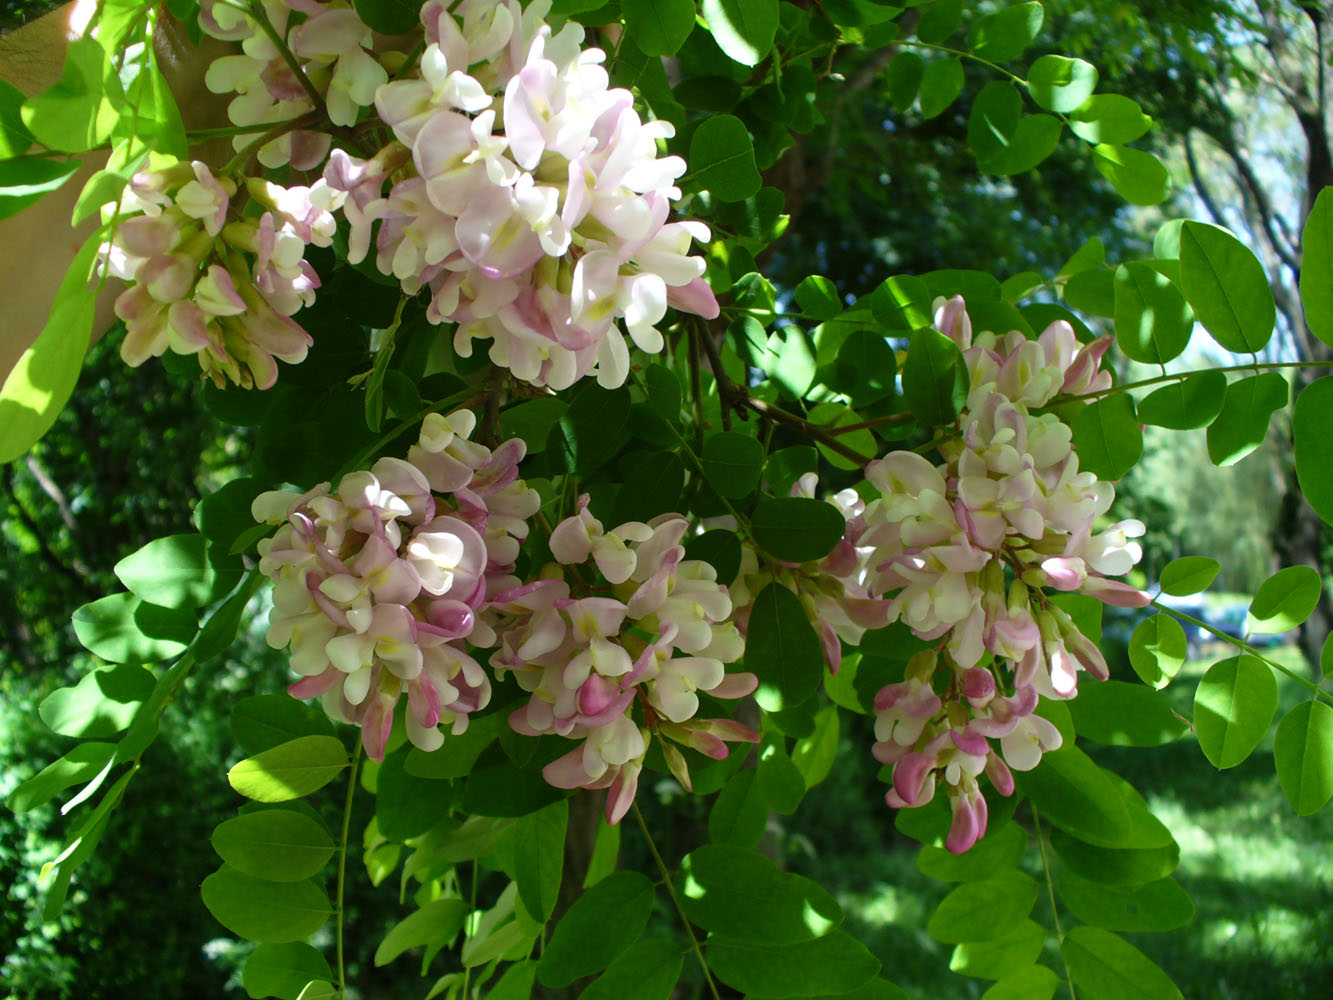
[
  {"x1": 99, "y1": 160, "x2": 332, "y2": 389},
  {"x1": 252, "y1": 410, "x2": 539, "y2": 760},
  {"x1": 861, "y1": 295, "x2": 1146, "y2": 852},
  {"x1": 314, "y1": 0, "x2": 719, "y2": 391},
  {"x1": 486, "y1": 496, "x2": 757, "y2": 824}
]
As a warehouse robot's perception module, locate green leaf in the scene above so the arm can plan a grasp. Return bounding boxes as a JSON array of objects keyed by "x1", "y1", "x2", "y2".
[
  {"x1": 0, "y1": 229, "x2": 100, "y2": 462},
  {"x1": 700, "y1": 0, "x2": 777, "y2": 65},
  {"x1": 243, "y1": 943, "x2": 332, "y2": 1000},
  {"x1": 917, "y1": 821, "x2": 1027, "y2": 882},
  {"x1": 767, "y1": 325, "x2": 818, "y2": 400},
  {"x1": 70, "y1": 592, "x2": 195, "y2": 663},
  {"x1": 581, "y1": 938, "x2": 684, "y2": 1000},
  {"x1": 212, "y1": 810, "x2": 335, "y2": 883},
  {"x1": 1113, "y1": 262, "x2": 1193, "y2": 364},
  {"x1": 1249, "y1": 565, "x2": 1322, "y2": 634},
  {"x1": 1300, "y1": 187, "x2": 1333, "y2": 347},
  {"x1": 795, "y1": 275, "x2": 842, "y2": 320},
  {"x1": 114, "y1": 533, "x2": 216, "y2": 610},
  {"x1": 374, "y1": 898, "x2": 469, "y2": 966},
  {"x1": 868, "y1": 274, "x2": 934, "y2": 330},
  {"x1": 1206, "y1": 372, "x2": 1289, "y2": 467},
  {"x1": 201, "y1": 869, "x2": 332, "y2": 944},
  {"x1": 680, "y1": 843, "x2": 841, "y2": 943},
  {"x1": 1295, "y1": 375, "x2": 1333, "y2": 525},
  {"x1": 1137, "y1": 371, "x2": 1227, "y2": 430},
  {"x1": 967, "y1": 81, "x2": 1062, "y2": 175},
  {"x1": 1070, "y1": 394, "x2": 1142, "y2": 481},
  {"x1": 1050, "y1": 829, "x2": 1179, "y2": 887},
  {"x1": 0, "y1": 157, "x2": 81, "y2": 221},
  {"x1": 557, "y1": 384, "x2": 631, "y2": 473},
  {"x1": 981, "y1": 965, "x2": 1061, "y2": 1000},
  {"x1": 1273, "y1": 700, "x2": 1333, "y2": 815},
  {"x1": 832, "y1": 330, "x2": 897, "y2": 406},
  {"x1": 228, "y1": 736, "x2": 349, "y2": 803},
  {"x1": 1127, "y1": 614, "x2": 1187, "y2": 689},
  {"x1": 702, "y1": 431, "x2": 765, "y2": 498},
  {"x1": 1069, "y1": 680, "x2": 1187, "y2": 746},
  {"x1": 1026, "y1": 55, "x2": 1097, "y2": 113},
  {"x1": 21, "y1": 37, "x2": 117, "y2": 151},
  {"x1": 1063, "y1": 268, "x2": 1115, "y2": 318},
  {"x1": 514, "y1": 799, "x2": 568, "y2": 924},
  {"x1": 230, "y1": 695, "x2": 338, "y2": 757},
  {"x1": 350, "y1": 0, "x2": 420, "y2": 34},
  {"x1": 0, "y1": 78, "x2": 33, "y2": 156},
  {"x1": 745, "y1": 583, "x2": 825, "y2": 708},
  {"x1": 887, "y1": 52, "x2": 925, "y2": 111},
  {"x1": 916, "y1": 0, "x2": 962, "y2": 43},
  {"x1": 750, "y1": 498, "x2": 846, "y2": 563},
  {"x1": 709, "y1": 769, "x2": 769, "y2": 847},
  {"x1": 1013, "y1": 746, "x2": 1131, "y2": 846},
  {"x1": 764, "y1": 445, "x2": 819, "y2": 498},
  {"x1": 903, "y1": 327, "x2": 969, "y2": 426},
  {"x1": 611, "y1": 451, "x2": 686, "y2": 523},
  {"x1": 7, "y1": 742, "x2": 117, "y2": 813},
  {"x1": 968, "y1": 2, "x2": 1044, "y2": 62},
  {"x1": 622, "y1": 0, "x2": 696, "y2": 55},
  {"x1": 757, "y1": 739, "x2": 806, "y2": 813},
  {"x1": 707, "y1": 930, "x2": 880, "y2": 997},
  {"x1": 1194, "y1": 655, "x2": 1277, "y2": 769},
  {"x1": 1069, "y1": 95, "x2": 1152, "y2": 145},
  {"x1": 791, "y1": 704, "x2": 840, "y2": 788},
  {"x1": 1057, "y1": 874, "x2": 1194, "y2": 933},
  {"x1": 1063, "y1": 927, "x2": 1183, "y2": 1000},
  {"x1": 498, "y1": 397, "x2": 567, "y2": 454},
  {"x1": 689, "y1": 114, "x2": 761, "y2": 201},
  {"x1": 538, "y1": 871, "x2": 655, "y2": 987},
  {"x1": 39, "y1": 663, "x2": 155, "y2": 738},
  {"x1": 1059, "y1": 236, "x2": 1106, "y2": 278},
  {"x1": 1179, "y1": 222, "x2": 1275, "y2": 353},
  {"x1": 1092, "y1": 144, "x2": 1170, "y2": 206},
  {"x1": 807, "y1": 401, "x2": 879, "y2": 470},
  {"x1": 1160, "y1": 556, "x2": 1222, "y2": 596},
  {"x1": 919, "y1": 58, "x2": 964, "y2": 119},
  {"x1": 683, "y1": 528, "x2": 743, "y2": 584},
  {"x1": 948, "y1": 920, "x2": 1045, "y2": 981},
  {"x1": 928, "y1": 871, "x2": 1038, "y2": 944},
  {"x1": 1322, "y1": 634, "x2": 1333, "y2": 680}
]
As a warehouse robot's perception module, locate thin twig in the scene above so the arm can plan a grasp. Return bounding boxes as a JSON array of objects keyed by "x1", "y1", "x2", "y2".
[
  {"x1": 631, "y1": 803, "x2": 721, "y2": 1000},
  {"x1": 1031, "y1": 804, "x2": 1077, "y2": 1000}
]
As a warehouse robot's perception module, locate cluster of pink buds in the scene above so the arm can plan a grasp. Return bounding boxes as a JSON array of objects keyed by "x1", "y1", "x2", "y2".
[
  {"x1": 252, "y1": 410, "x2": 539, "y2": 760},
  {"x1": 199, "y1": 0, "x2": 389, "y2": 168},
  {"x1": 486, "y1": 496, "x2": 757, "y2": 824},
  {"x1": 313, "y1": 0, "x2": 719, "y2": 390},
  {"x1": 862, "y1": 295, "x2": 1148, "y2": 851},
  {"x1": 730, "y1": 474, "x2": 892, "y2": 673},
  {"x1": 100, "y1": 160, "x2": 332, "y2": 389}
]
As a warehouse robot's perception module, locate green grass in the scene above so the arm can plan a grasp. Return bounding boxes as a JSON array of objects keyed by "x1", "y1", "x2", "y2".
[{"x1": 782, "y1": 645, "x2": 1333, "y2": 1000}]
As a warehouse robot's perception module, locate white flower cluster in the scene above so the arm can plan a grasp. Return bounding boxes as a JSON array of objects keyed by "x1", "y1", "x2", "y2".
[
  {"x1": 861, "y1": 295, "x2": 1147, "y2": 853},
  {"x1": 313, "y1": 0, "x2": 719, "y2": 390},
  {"x1": 100, "y1": 161, "x2": 332, "y2": 389},
  {"x1": 486, "y1": 497, "x2": 757, "y2": 823},
  {"x1": 253, "y1": 410, "x2": 539, "y2": 759}
]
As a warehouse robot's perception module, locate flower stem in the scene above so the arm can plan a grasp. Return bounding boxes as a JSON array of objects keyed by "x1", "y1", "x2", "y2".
[
  {"x1": 335, "y1": 741, "x2": 363, "y2": 997},
  {"x1": 631, "y1": 803, "x2": 720, "y2": 1000},
  {"x1": 1031, "y1": 804, "x2": 1077, "y2": 1000}
]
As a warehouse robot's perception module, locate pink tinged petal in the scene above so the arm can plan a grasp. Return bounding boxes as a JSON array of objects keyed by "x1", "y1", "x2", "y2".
[
  {"x1": 290, "y1": 9, "x2": 369, "y2": 57},
  {"x1": 709, "y1": 671, "x2": 759, "y2": 700},
  {"x1": 945, "y1": 789, "x2": 987, "y2": 854},
  {"x1": 360, "y1": 696, "x2": 396, "y2": 762},
  {"x1": 195, "y1": 265, "x2": 248, "y2": 316},
  {"x1": 288, "y1": 668, "x2": 341, "y2": 699},
  {"x1": 605, "y1": 761, "x2": 643, "y2": 825},
  {"x1": 985, "y1": 753, "x2": 1015, "y2": 796},
  {"x1": 457, "y1": 185, "x2": 543, "y2": 279},
  {"x1": 818, "y1": 620, "x2": 843, "y2": 674},
  {"x1": 1081, "y1": 576, "x2": 1152, "y2": 608},
  {"x1": 892, "y1": 752, "x2": 937, "y2": 806},
  {"x1": 543, "y1": 746, "x2": 598, "y2": 789},
  {"x1": 666, "y1": 276, "x2": 721, "y2": 322},
  {"x1": 663, "y1": 741, "x2": 692, "y2": 793},
  {"x1": 1041, "y1": 556, "x2": 1087, "y2": 591},
  {"x1": 962, "y1": 668, "x2": 995, "y2": 703}
]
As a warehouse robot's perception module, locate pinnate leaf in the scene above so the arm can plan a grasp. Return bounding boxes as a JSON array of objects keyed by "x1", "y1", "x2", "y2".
[{"x1": 228, "y1": 736, "x2": 349, "y2": 803}]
